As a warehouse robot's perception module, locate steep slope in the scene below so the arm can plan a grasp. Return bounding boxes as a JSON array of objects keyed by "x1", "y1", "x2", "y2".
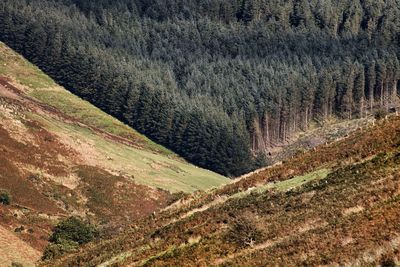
[
  {"x1": 0, "y1": 42, "x2": 228, "y2": 266},
  {"x1": 47, "y1": 114, "x2": 400, "y2": 266}
]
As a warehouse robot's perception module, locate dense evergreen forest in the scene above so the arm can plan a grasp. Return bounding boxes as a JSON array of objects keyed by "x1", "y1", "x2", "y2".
[{"x1": 1, "y1": 0, "x2": 400, "y2": 176}]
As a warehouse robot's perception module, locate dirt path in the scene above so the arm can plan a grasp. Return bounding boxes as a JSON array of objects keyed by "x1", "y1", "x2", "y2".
[{"x1": 0, "y1": 225, "x2": 41, "y2": 267}]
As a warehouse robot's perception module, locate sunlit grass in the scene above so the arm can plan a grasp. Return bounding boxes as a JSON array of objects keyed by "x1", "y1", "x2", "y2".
[
  {"x1": 31, "y1": 113, "x2": 228, "y2": 193},
  {"x1": 0, "y1": 41, "x2": 229, "y2": 193},
  {"x1": 273, "y1": 168, "x2": 330, "y2": 191}
]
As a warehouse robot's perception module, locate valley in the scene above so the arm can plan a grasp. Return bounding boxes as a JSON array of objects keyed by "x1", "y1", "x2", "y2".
[
  {"x1": 1, "y1": 40, "x2": 399, "y2": 266},
  {"x1": 1, "y1": 0, "x2": 400, "y2": 266},
  {"x1": 0, "y1": 42, "x2": 228, "y2": 266}
]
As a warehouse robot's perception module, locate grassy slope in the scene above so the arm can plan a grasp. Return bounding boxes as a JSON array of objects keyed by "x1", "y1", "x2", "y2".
[
  {"x1": 48, "y1": 115, "x2": 400, "y2": 266},
  {"x1": 0, "y1": 41, "x2": 228, "y2": 193},
  {"x1": 0, "y1": 42, "x2": 228, "y2": 267}
]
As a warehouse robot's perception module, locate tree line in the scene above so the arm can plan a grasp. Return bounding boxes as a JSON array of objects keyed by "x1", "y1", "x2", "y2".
[{"x1": 1, "y1": 0, "x2": 399, "y2": 176}]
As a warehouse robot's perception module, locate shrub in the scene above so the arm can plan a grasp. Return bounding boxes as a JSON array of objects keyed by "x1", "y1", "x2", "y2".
[
  {"x1": 0, "y1": 191, "x2": 11, "y2": 205},
  {"x1": 49, "y1": 217, "x2": 98, "y2": 245},
  {"x1": 225, "y1": 216, "x2": 263, "y2": 248},
  {"x1": 42, "y1": 217, "x2": 98, "y2": 260}
]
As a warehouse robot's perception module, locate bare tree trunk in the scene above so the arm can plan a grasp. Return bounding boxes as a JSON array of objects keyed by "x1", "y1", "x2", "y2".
[
  {"x1": 380, "y1": 81, "x2": 384, "y2": 107},
  {"x1": 360, "y1": 98, "x2": 364, "y2": 118},
  {"x1": 304, "y1": 107, "x2": 309, "y2": 131},
  {"x1": 384, "y1": 80, "x2": 389, "y2": 111},
  {"x1": 252, "y1": 118, "x2": 267, "y2": 154},
  {"x1": 263, "y1": 113, "x2": 270, "y2": 148},
  {"x1": 370, "y1": 92, "x2": 374, "y2": 112},
  {"x1": 282, "y1": 122, "x2": 286, "y2": 142}
]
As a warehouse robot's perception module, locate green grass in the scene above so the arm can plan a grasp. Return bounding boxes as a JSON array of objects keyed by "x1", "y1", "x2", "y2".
[
  {"x1": 0, "y1": 42, "x2": 55, "y2": 89},
  {"x1": 0, "y1": 41, "x2": 172, "y2": 156},
  {"x1": 231, "y1": 168, "x2": 330, "y2": 199},
  {"x1": 29, "y1": 89, "x2": 173, "y2": 156},
  {"x1": 1, "y1": 41, "x2": 229, "y2": 193},
  {"x1": 273, "y1": 168, "x2": 330, "y2": 191},
  {"x1": 97, "y1": 251, "x2": 134, "y2": 267},
  {"x1": 140, "y1": 246, "x2": 178, "y2": 266},
  {"x1": 17, "y1": 61, "x2": 55, "y2": 89},
  {"x1": 27, "y1": 102, "x2": 228, "y2": 193}
]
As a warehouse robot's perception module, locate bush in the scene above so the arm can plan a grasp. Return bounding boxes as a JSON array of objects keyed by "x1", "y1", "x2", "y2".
[
  {"x1": 42, "y1": 217, "x2": 98, "y2": 260},
  {"x1": 49, "y1": 217, "x2": 98, "y2": 245},
  {"x1": 0, "y1": 191, "x2": 11, "y2": 205},
  {"x1": 225, "y1": 216, "x2": 263, "y2": 248}
]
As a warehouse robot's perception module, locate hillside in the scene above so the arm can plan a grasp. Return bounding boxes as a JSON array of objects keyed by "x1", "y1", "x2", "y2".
[
  {"x1": 0, "y1": 42, "x2": 228, "y2": 266},
  {"x1": 1, "y1": 0, "x2": 399, "y2": 176},
  {"x1": 1, "y1": 1, "x2": 400, "y2": 265},
  {"x1": 46, "y1": 113, "x2": 400, "y2": 266}
]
